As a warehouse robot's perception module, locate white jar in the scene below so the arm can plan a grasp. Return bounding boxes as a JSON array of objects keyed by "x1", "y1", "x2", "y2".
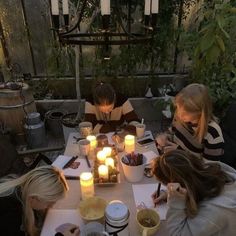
[{"x1": 105, "y1": 200, "x2": 130, "y2": 236}]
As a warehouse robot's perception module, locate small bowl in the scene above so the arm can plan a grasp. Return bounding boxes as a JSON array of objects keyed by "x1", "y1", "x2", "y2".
[{"x1": 79, "y1": 197, "x2": 107, "y2": 221}]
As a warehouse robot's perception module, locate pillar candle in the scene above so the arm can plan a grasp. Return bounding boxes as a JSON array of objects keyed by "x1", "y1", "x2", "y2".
[
  {"x1": 103, "y1": 147, "x2": 112, "y2": 157},
  {"x1": 144, "y1": 0, "x2": 151, "y2": 15},
  {"x1": 62, "y1": 0, "x2": 69, "y2": 15},
  {"x1": 125, "y1": 135, "x2": 135, "y2": 153},
  {"x1": 101, "y1": 0, "x2": 110, "y2": 15},
  {"x1": 80, "y1": 172, "x2": 94, "y2": 200},
  {"x1": 105, "y1": 157, "x2": 114, "y2": 168},
  {"x1": 98, "y1": 165, "x2": 109, "y2": 179},
  {"x1": 86, "y1": 135, "x2": 97, "y2": 151},
  {"x1": 97, "y1": 150, "x2": 106, "y2": 163},
  {"x1": 51, "y1": 0, "x2": 59, "y2": 15},
  {"x1": 151, "y1": 0, "x2": 159, "y2": 14}
]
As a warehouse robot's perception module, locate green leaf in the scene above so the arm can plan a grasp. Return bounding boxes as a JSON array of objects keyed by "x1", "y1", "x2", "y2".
[
  {"x1": 230, "y1": 8, "x2": 236, "y2": 13},
  {"x1": 215, "y1": 35, "x2": 225, "y2": 52},
  {"x1": 200, "y1": 33, "x2": 215, "y2": 52},
  {"x1": 217, "y1": 16, "x2": 230, "y2": 39},
  {"x1": 205, "y1": 45, "x2": 221, "y2": 65}
]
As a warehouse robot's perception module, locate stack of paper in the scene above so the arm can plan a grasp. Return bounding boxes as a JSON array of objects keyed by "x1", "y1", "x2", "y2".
[
  {"x1": 52, "y1": 155, "x2": 92, "y2": 178},
  {"x1": 132, "y1": 183, "x2": 168, "y2": 220}
]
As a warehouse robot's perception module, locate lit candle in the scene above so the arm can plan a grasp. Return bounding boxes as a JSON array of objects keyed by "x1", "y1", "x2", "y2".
[
  {"x1": 98, "y1": 165, "x2": 108, "y2": 179},
  {"x1": 97, "y1": 150, "x2": 107, "y2": 163},
  {"x1": 144, "y1": 0, "x2": 151, "y2": 15},
  {"x1": 105, "y1": 157, "x2": 114, "y2": 168},
  {"x1": 62, "y1": 0, "x2": 69, "y2": 15},
  {"x1": 103, "y1": 147, "x2": 112, "y2": 157},
  {"x1": 101, "y1": 0, "x2": 110, "y2": 15},
  {"x1": 87, "y1": 135, "x2": 97, "y2": 151},
  {"x1": 80, "y1": 172, "x2": 94, "y2": 200},
  {"x1": 151, "y1": 0, "x2": 159, "y2": 14},
  {"x1": 51, "y1": 0, "x2": 59, "y2": 15},
  {"x1": 125, "y1": 135, "x2": 135, "y2": 153}
]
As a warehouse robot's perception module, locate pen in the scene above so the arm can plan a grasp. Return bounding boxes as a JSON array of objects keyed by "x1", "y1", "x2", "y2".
[
  {"x1": 85, "y1": 155, "x2": 91, "y2": 168},
  {"x1": 62, "y1": 156, "x2": 78, "y2": 169},
  {"x1": 154, "y1": 183, "x2": 161, "y2": 207}
]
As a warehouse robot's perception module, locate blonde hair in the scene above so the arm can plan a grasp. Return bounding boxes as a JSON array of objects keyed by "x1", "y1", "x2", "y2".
[
  {"x1": 152, "y1": 150, "x2": 231, "y2": 217},
  {"x1": 174, "y1": 83, "x2": 214, "y2": 142},
  {"x1": 0, "y1": 166, "x2": 69, "y2": 236}
]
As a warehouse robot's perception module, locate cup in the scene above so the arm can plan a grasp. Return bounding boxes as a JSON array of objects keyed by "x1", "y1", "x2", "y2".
[
  {"x1": 136, "y1": 124, "x2": 146, "y2": 138},
  {"x1": 79, "y1": 139, "x2": 90, "y2": 156},
  {"x1": 136, "y1": 208, "x2": 160, "y2": 236},
  {"x1": 80, "y1": 222, "x2": 109, "y2": 236},
  {"x1": 79, "y1": 122, "x2": 93, "y2": 137}
]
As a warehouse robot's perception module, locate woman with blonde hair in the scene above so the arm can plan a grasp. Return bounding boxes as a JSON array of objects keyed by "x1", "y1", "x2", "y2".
[
  {"x1": 156, "y1": 83, "x2": 224, "y2": 160},
  {"x1": 152, "y1": 150, "x2": 236, "y2": 235},
  {"x1": 0, "y1": 165, "x2": 73, "y2": 236}
]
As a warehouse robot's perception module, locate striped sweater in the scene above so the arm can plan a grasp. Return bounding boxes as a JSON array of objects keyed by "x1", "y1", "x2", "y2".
[
  {"x1": 171, "y1": 120, "x2": 224, "y2": 161},
  {"x1": 84, "y1": 95, "x2": 140, "y2": 134}
]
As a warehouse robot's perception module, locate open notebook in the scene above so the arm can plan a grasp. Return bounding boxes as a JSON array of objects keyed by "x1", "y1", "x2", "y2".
[
  {"x1": 132, "y1": 183, "x2": 168, "y2": 220},
  {"x1": 52, "y1": 155, "x2": 92, "y2": 179}
]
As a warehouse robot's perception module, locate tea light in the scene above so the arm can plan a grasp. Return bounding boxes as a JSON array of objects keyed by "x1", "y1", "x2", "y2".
[
  {"x1": 86, "y1": 135, "x2": 97, "y2": 151},
  {"x1": 103, "y1": 147, "x2": 112, "y2": 157},
  {"x1": 97, "y1": 150, "x2": 106, "y2": 163},
  {"x1": 125, "y1": 135, "x2": 135, "y2": 153},
  {"x1": 98, "y1": 165, "x2": 108, "y2": 179},
  {"x1": 105, "y1": 157, "x2": 114, "y2": 168},
  {"x1": 80, "y1": 172, "x2": 94, "y2": 200}
]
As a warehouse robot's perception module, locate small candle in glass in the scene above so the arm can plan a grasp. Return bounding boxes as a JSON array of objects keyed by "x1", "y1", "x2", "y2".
[
  {"x1": 98, "y1": 165, "x2": 108, "y2": 179},
  {"x1": 105, "y1": 157, "x2": 115, "y2": 168},
  {"x1": 125, "y1": 135, "x2": 135, "y2": 153},
  {"x1": 86, "y1": 135, "x2": 97, "y2": 151},
  {"x1": 103, "y1": 147, "x2": 112, "y2": 157},
  {"x1": 80, "y1": 172, "x2": 94, "y2": 200},
  {"x1": 97, "y1": 150, "x2": 106, "y2": 164}
]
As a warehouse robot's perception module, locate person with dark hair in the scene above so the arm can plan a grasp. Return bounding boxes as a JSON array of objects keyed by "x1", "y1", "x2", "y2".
[
  {"x1": 151, "y1": 149, "x2": 236, "y2": 236},
  {"x1": 84, "y1": 82, "x2": 140, "y2": 133}
]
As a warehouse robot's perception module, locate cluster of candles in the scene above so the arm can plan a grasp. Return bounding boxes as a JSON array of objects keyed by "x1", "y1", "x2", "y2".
[
  {"x1": 97, "y1": 147, "x2": 114, "y2": 180},
  {"x1": 79, "y1": 134, "x2": 136, "y2": 200}
]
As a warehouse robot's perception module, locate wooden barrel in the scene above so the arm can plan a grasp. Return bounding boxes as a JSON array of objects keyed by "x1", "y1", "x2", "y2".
[{"x1": 0, "y1": 83, "x2": 36, "y2": 136}]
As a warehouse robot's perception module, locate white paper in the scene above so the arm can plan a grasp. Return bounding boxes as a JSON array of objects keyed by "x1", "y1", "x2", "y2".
[
  {"x1": 40, "y1": 209, "x2": 84, "y2": 236},
  {"x1": 143, "y1": 150, "x2": 159, "y2": 165},
  {"x1": 52, "y1": 155, "x2": 92, "y2": 178},
  {"x1": 132, "y1": 183, "x2": 168, "y2": 220}
]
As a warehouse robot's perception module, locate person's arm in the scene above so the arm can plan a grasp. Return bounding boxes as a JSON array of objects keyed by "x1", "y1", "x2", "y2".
[
  {"x1": 202, "y1": 123, "x2": 224, "y2": 161},
  {"x1": 166, "y1": 184, "x2": 223, "y2": 236},
  {"x1": 122, "y1": 100, "x2": 140, "y2": 124}
]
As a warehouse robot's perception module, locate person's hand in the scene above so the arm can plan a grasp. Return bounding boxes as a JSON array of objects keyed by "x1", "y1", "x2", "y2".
[
  {"x1": 151, "y1": 190, "x2": 167, "y2": 207},
  {"x1": 55, "y1": 223, "x2": 80, "y2": 236},
  {"x1": 167, "y1": 183, "x2": 187, "y2": 201},
  {"x1": 155, "y1": 133, "x2": 168, "y2": 147},
  {"x1": 163, "y1": 140, "x2": 178, "y2": 153}
]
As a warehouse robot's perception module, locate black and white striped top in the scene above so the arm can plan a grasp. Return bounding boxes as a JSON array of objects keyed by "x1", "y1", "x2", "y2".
[{"x1": 171, "y1": 119, "x2": 224, "y2": 161}]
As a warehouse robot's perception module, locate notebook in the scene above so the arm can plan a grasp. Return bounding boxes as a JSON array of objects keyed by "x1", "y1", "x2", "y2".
[
  {"x1": 52, "y1": 155, "x2": 92, "y2": 179},
  {"x1": 132, "y1": 183, "x2": 168, "y2": 220}
]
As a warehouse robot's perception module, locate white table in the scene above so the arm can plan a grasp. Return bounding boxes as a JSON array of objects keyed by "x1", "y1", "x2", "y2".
[{"x1": 42, "y1": 132, "x2": 168, "y2": 236}]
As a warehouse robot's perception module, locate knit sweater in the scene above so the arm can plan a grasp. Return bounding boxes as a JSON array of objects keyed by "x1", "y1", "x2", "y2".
[
  {"x1": 172, "y1": 120, "x2": 224, "y2": 161},
  {"x1": 84, "y1": 95, "x2": 140, "y2": 133},
  {"x1": 166, "y1": 162, "x2": 236, "y2": 236}
]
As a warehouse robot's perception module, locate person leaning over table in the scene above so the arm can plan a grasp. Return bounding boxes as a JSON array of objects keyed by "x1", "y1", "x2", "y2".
[
  {"x1": 156, "y1": 83, "x2": 224, "y2": 161},
  {"x1": 84, "y1": 82, "x2": 140, "y2": 134},
  {"x1": 151, "y1": 149, "x2": 236, "y2": 236},
  {"x1": 0, "y1": 165, "x2": 79, "y2": 236}
]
